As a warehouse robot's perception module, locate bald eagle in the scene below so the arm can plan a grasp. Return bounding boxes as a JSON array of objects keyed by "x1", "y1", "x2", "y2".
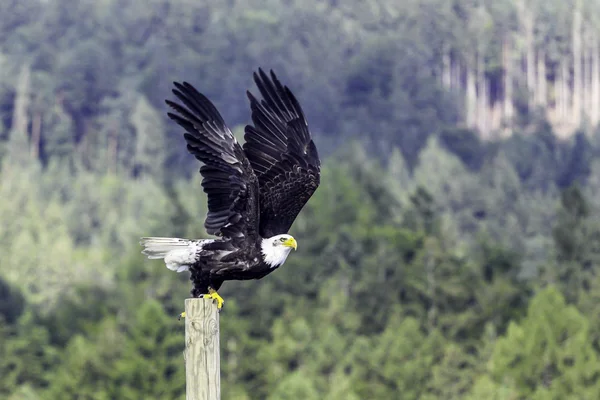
[{"x1": 140, "y1": 69, "x2": 321, "y2": 310}]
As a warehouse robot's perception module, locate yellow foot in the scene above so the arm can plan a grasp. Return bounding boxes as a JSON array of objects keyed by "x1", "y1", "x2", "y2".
[
  {"x1": 203, "y1": 287, "x2": 224, "y2": 310},
  {"x1": 178, "y1": 311, "x2": 186, "y2": 321}
]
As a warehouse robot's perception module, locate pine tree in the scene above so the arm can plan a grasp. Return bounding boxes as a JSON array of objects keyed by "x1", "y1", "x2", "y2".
[
  {"x1": 130, "y1": 94, "x2": 165, "y2": 178},
  {"x1": 488, "y1": 287, "x2": 600, "y2": 398}
]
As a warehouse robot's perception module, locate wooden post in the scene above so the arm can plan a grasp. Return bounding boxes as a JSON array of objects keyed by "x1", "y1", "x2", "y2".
[{"x1": 184, "y1": 298, "x2": 221, "y2": 400}]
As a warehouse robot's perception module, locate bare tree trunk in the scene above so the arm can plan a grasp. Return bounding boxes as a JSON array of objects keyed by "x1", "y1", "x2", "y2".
[
  {"x1": 516, "y1": 0, "x2": 535, "y2": 109},
  {"x1": 527, "y1": 47, "x2": 535, "y2": 104},
  {"x1": 483, "y1": 78, "x2": 490, "y2": 134},
  {"x1": 491, "y1": 102, "x2": 502, "y2": 135},
  {"x1": 442, "y1": 45, "x2": 451, "y2": 90},
  {"x1": 503, "y1": 37, "x2": 514, "y2": 124},
  {"x1": 466, "y1": 62, "x2": 477, "y2": 128},
  {"x1": 6, "y1": 64, "x2": 33, "y2": 167},
  {"x1": 528, "y1": 44, "x2": 535, "y2": 104},
  {"x1": 592, "y1": 37, "x2": 600, "y2": 126},
  {"x1": 449, "y1": 56, "x2": 455, "y2": 90},
  {"x1": 583, "y1": 26, "x2": 590, "y2": 122},
  {"x1": 553, "y1": 61, "x2": 561, "y2": 124},
  {"x1": 573, "y1": 3, "x2": 582, "y2": 126},
  {"x1": 12, "y1": 65, "x2": 30, "y2": 136},
  {"x1": 524, "y1": 7, "x2": 535, "y2": 101},
  {"x1": 453, "y1": 57, "x2": 461, "y2": 94},
  {"x1": 477, "y1": 50, "x2": 488, "y2": 136},
  {"x1": 30, "y1": 111, "x2": 42, "y2": 159},
  {"x1": 537, "y1": 49, "x2": 547, "y2": 107},
  {"x1": 560, "y1": 57, "x2": 569, "y2": 121}
]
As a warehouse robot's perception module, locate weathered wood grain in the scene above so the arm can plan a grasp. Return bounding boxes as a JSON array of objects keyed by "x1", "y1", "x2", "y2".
[{"x1": 184, "y1": 298, "x2": 220, "y2": 400}]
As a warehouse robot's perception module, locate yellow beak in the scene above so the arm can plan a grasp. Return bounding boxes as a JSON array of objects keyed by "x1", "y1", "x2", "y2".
[{"x1": 283, "y1": 237, "x2": 297, "y2": 250}]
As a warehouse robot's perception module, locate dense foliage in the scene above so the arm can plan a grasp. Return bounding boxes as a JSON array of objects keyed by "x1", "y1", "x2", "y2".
[
  {"x1": 3, "y1": 0, "x2": 600, "y2": 398},
  {"x1": 4, "y1": 136, "x2": 600, "y2": 398}
]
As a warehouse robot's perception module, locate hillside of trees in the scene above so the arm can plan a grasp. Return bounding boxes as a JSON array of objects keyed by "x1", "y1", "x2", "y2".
[{"x1": 3, "y1": 0, "x2": 600, "y2": 398}]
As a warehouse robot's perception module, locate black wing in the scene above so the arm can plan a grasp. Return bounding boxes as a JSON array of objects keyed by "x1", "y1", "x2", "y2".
[
  {"x1": 243, "y1": 69, "x2": 321, "y2": 237},
  {"x1": 166, "y1": 82, "x2": 260, "y2": 244}
]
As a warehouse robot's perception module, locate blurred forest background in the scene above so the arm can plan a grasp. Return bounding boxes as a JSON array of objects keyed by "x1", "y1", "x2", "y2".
[{"x1": 3, "y1": 0, "x2": 600, "y2": 398}]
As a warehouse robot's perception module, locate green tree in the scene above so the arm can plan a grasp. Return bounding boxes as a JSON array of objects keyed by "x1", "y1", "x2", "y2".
[
  {"x1": 130, "y1": 93, "x2": 166, "y2": 178},
  {"x1": 350, "y1": 315, "x2": 444, "y2": 399},
  {"x1": 486, "y1": 287, "x2": 600, "y2": 398},
  {"x1": 0, "y1": 312, "x2": 57, "y2": 396}
]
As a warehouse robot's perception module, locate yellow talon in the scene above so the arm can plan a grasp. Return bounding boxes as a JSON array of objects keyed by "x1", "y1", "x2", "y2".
[
  {"x1": 178, "y1": 311, "x2": 186, "y2": 320},
  {"x1": 203, "y1": 287, "x2": 225, "y2": 310}
]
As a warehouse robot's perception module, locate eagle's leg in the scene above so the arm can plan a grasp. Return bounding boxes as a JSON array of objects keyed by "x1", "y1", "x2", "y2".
[
  {"x1": 203, "y1": 286, "x2": 225, "y2": 310},
  {"x1": 177, "y1": 287, "x2": 223, "y2": 320}
]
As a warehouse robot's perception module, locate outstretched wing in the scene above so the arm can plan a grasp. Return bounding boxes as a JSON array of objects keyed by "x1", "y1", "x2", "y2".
[
  {"x1": 166, "y1": 82, "x2": 260, "y2": 244},
  {"x1": 243, "y1": 69, "x2": 321, "y2": 237}
]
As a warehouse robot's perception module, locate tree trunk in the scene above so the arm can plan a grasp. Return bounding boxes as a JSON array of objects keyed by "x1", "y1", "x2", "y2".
[
  {"x1": 30, "y1": 111, "x2": 42, "y2": 159},
  {"x1": 573, "y1": 3, "x2": 582, "y2": 126},
  {"x1": 592, "y1": 37, "x2": 600, "y2": 126},
  {"x1": 527, "y1": 42, "x2": 535, "y2": 104},
  {"x1": 516, "y1": 0, "x2": 535, "y2": 109},
  {"x1": 6, "y1": 64, "x2": 32, "y2": 166},
  {"x1": 466, "y1": 62, "x2": 477, "y2": 128},
  {"x1": 503, "y1": 37, "x2": 514, "y2": 125},
  {"x1": 453, "y1": 56, "x2": 461, "y2": 94},
  {"x1": 560, "y1": 57, "x2": 569, "y2": 121},
  {"x1": 477, "y1": 50, "x2": 488, "y2": 136},
  {"x1": 482, "y1": 78, "x2": 490, "y2": 134},
  {"x1": 537, "y1": 49, "x2": 547, "y2": 107},
  {"x1": 442, "y1": 44, "x2": 451, "y2": 90},
  {"x1": 582, "y1": 26, "x2": 590, "y2": 122},
  {"x1": 524, "y1": 8, "x2": 535, "y2": 102},
  {"x1": 12, "y1": 65, "x2": 30, "y2": 136},
  {"x1": 449, "y1": 55, "x2": 455, "y2": 91}
]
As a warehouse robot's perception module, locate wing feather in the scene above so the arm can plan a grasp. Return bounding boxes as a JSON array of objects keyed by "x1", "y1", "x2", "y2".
[
  {"x1": 243, "y1": 69, "x2": 321, "y2": 237},
  {"x1": 166, "y1": 81, "x2": 259, "y2": 243}
]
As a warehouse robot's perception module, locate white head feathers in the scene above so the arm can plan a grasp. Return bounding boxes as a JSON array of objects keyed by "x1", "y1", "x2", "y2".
[{"x1": 261, "y1": 234, "x2": 297, "y2": 268}]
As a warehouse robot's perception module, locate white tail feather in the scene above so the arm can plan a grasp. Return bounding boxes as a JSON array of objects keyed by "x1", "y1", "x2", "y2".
[
  {"x1": 140, "y1": 237, "x2": 213, "y2": 272},
  {"x1": 140, "y1": 237, "x2": 192, "y2": 259}
]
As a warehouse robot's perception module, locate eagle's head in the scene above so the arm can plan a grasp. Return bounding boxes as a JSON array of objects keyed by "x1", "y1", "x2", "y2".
[{"x1": 261, "y1": 234, "x2": 297, "y2": 268}]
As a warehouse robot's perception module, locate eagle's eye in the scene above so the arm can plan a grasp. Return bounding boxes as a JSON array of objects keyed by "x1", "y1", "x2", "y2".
[{"x1": 279, "y1": 237, "x2": 286, "y2": 242}]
